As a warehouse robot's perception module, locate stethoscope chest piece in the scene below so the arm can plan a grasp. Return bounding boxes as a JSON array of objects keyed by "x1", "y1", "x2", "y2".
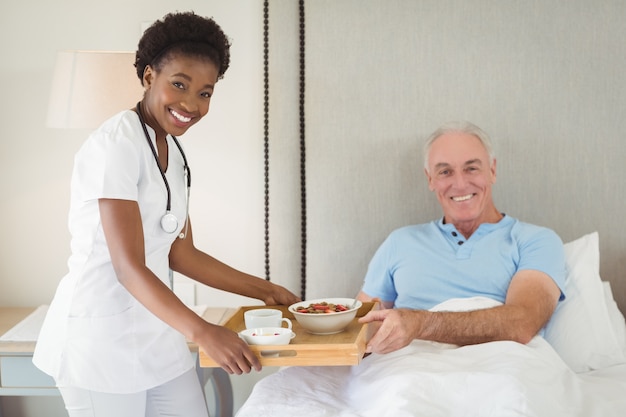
[{"x1": 160, "y1": 212, "x2": 179, "y2": 234}]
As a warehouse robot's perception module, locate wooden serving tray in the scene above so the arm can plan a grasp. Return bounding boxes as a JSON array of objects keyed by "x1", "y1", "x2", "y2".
[{"x1": 199, "y1": 301, "x2": 378, "y2": 367}]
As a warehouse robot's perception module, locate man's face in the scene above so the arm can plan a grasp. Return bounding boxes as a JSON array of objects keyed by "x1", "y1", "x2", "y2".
[{"x1": 425, "y1": 131, "x2": 497, "y2": 229}]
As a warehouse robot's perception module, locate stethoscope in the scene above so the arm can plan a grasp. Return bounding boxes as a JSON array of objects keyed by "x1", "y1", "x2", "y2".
[{"x1": 136, "y1": 101, "x2": 191, "y2": 239}]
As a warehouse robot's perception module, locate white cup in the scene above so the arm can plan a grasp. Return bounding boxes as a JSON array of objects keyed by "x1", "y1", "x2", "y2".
[{"x1": 244, "y1": 309, "x2": 292, "y2": 330}]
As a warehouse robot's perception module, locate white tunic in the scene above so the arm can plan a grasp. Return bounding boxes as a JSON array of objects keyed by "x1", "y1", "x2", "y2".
[{"x1": 33, "y1": 110, "x2": 194, "y2": 393}]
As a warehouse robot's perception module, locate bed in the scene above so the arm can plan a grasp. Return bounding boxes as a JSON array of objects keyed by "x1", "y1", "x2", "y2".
[{"x1": 236, "y1": 232, "x2": 626, "y2": 416}]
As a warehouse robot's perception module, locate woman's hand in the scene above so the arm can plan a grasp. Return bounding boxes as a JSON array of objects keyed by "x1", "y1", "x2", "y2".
[
  {"x1": 195, "y1": 322, "x2": 261, "y2": 375},
  {"x1": 262, "y1": 282, "x2": 301, "y2": 306}
]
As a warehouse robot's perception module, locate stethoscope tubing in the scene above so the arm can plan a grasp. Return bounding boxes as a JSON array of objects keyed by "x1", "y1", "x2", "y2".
[{"x1": 136, "y1": 102, "x2": 191, "y2": 237}]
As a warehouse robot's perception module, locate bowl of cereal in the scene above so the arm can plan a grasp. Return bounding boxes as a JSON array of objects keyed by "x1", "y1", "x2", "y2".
[{"x1": 288, "y1": 298, "x2": 362, "y2": 335}]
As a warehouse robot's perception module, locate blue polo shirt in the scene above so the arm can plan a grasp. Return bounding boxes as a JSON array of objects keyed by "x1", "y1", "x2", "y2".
[{"x1": 361, "y1": 215, "x2": 566, "y2": 309}]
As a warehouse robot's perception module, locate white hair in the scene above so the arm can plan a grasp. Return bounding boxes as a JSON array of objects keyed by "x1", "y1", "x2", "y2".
[{"x1": 423, "y1": 121, "x2": 495, "y2": 172}]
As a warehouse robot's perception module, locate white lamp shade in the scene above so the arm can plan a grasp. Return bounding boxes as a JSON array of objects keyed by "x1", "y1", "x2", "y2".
[{"x1": 46, "y1": 51, "x2": 144, "y2": 129}]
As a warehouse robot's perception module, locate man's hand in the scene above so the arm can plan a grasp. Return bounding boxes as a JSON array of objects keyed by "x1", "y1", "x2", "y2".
[{"x1": 359, "y1": 308, "x2": 423, "y2": 354}]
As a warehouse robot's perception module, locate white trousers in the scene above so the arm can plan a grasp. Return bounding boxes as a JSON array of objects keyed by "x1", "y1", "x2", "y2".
[{"x1": 58, "y1": 368, "x2": 209, "y2": 417}]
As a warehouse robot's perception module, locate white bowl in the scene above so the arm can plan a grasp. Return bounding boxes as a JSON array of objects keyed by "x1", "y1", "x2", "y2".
[
  {"x1": 239, "y1": 327, "x2": 295, "y2": 346},
  {"x1": 289, "y1": 298, "x2": 362, "y2": 335}
]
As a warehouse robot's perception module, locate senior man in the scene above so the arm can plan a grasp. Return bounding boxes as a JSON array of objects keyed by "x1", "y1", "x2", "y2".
[{"x1": 357, "y1": 121, "x2": 566, "y2": 354}]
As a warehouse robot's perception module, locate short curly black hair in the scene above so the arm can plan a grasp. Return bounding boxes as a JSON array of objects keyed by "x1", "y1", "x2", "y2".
[{"x1": 134, "y1": 11, "x2": 231, "y2": 84}]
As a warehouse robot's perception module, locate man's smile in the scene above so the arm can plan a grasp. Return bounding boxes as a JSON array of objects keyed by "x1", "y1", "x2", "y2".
[{"x1": 451, "y1": 193, "x2": 475, "y2": 202}]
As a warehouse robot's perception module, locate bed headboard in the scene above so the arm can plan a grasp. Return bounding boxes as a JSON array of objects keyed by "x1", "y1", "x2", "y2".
[{"x1": 265, "y1": 1, "x2": 626, "y2": 314}]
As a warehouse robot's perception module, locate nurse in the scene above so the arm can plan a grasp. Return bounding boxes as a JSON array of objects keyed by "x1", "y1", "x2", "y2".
[{"x1": 33, "y1": 11, "x2": 300, "y2": 417}]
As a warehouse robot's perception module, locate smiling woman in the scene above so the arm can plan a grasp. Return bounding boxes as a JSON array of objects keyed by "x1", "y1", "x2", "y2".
[
  {"x1": 134, "y1": 12, "x2": 228, "y2": 142},
  {"x1": 31, "y1": 10, "x2": 299, "y2": 417}
]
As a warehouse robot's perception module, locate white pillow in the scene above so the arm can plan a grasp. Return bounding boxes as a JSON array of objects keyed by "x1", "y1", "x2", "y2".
[
  {"x1": 544, "y1": 232, "x2": 626, "y2": 372},
  {"x1": 602, "y1": 281, "x2": 626, "y2": 355}
]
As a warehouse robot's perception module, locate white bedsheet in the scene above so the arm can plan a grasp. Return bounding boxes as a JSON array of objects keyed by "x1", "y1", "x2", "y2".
[{"x1": 236, "y1": 298, "x2": 626, "y2": 417}]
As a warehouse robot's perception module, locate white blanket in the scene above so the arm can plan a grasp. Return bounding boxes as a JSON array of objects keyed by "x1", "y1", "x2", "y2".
[{"x1": 236, "y1": 298, "x2": 626, "y2": 417}]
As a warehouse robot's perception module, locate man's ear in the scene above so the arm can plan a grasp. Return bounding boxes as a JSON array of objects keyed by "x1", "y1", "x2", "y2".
[
  {"x1": 425, "y1": 168, "x2": 434, "y2": 191},
  {"x1": 490, "y1": 158, "x2": 497, "y2": 184}
]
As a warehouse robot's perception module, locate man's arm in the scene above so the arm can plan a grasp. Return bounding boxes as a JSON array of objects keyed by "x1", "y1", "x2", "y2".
[{"x1": 358, "y1": 269, "x2": 561, "y2": 354}]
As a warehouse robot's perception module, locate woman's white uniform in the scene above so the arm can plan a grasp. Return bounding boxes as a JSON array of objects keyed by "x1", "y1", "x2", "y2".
[{"x1": 33, "y1": 110, "x2": 193, "y2": 394}]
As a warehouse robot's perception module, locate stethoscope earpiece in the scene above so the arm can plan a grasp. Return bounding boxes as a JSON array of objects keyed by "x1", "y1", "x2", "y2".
[{"x1": 136, "y1": 102, "x2": 191, "y2": 239}]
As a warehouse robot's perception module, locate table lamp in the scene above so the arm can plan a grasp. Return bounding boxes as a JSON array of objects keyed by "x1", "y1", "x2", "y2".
[{"x1": 46, "y1": 50, "x2": 144, "y2": 129}]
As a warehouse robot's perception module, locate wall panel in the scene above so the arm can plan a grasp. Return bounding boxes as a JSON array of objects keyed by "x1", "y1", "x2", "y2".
[{"x1": 287, "y1": 0, "x2": 626, "y2": 311}]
